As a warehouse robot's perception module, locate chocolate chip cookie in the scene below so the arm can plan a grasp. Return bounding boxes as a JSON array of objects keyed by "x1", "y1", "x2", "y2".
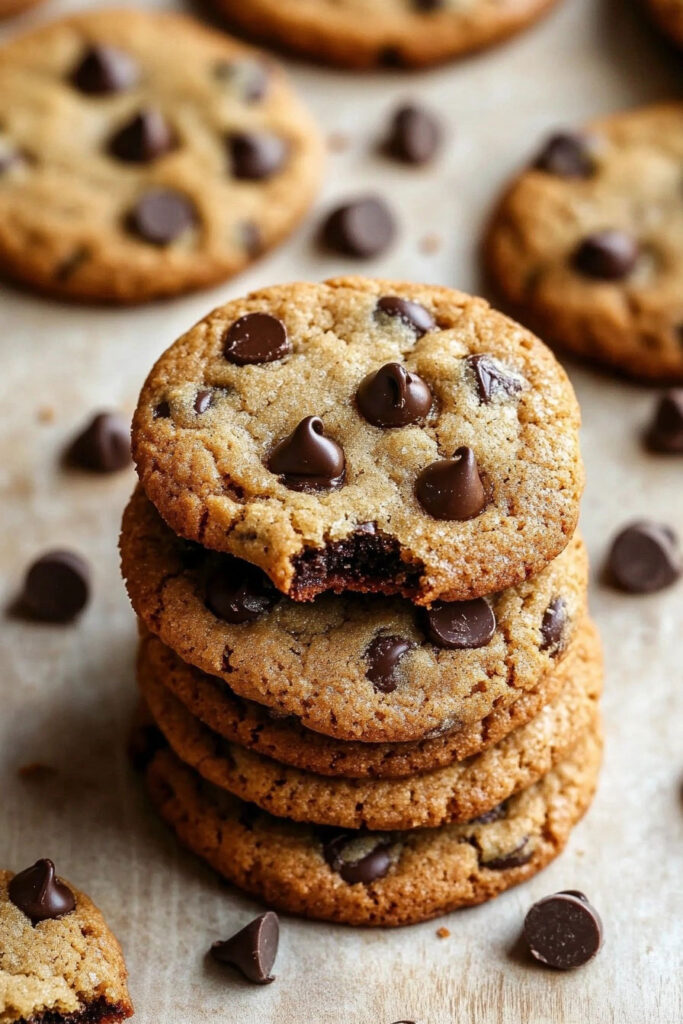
[
  {"x1": 132, "y1": 277, "x2": 583, "y2": 604},
  {"x1": 485, "y1": 104, "x2": 683, "y2": 381},
  {"x1": 121, "y1": 488, "x2": 588, "y2": 743},
  {"x1": 0, "y1": 861, "x2": 133, "y2": 1023},
  {"x1": 144, "y1": 725, "x2": 603, "y2": 926},
  {"x1": 646, "y1": 0, "x2": 683, "y2": 48},
  {"x1": 210, "y1": 0, "x2": 561, "y2": 69},
  {"x1": 0, "y1": 9, "x2": 322, "y2": 302}
]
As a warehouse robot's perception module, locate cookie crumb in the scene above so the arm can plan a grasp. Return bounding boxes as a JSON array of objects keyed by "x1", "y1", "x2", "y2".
[
  {"x1": 436, "y1": 926, "x2": 450, "y2": 939},
  {"x1": 37, "y1": 405, "x2": 56, "y2": 423},
  {"x1": 419, "y1": 233, "x2": 442, "y2": 254}
]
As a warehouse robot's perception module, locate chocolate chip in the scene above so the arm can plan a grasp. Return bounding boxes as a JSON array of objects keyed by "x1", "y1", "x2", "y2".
[
  {"x1": 481, "y1": 837, "x2": 532, "y2": 870},
  {"x1": 415, "y1": 446, "x2": 486, "y2": 520},
  {"x1": 533, "y1": 132, "x2": 595, "y2": 178},
  {"x1": 524, "y1": 892, "x2": 603, "y2": 969},
  {"x1": 645, "y1": 390, "x2": 683, "y2": 453},
  {"x1": 376, "y1": 295, "x2": 435, "y2": 336},
  {"x1": 109, "y1": 108, "x2": 176, "y2": 163},
  {"x1": 322, "y1": 197, "x2": 396, "y2": 258},
  {"x1": 194, "y1": 389, "x2": 213, "y2": 414},
  {"x1": 210, "y1": 911, "x2": 279, "y2": 984},
  {"x1": 214, "y1": 59, "x2": 269, "y2": 103},
  {"x1": 268, "y1": 416, "x2": 345, "y2": 492},
  {"x1": 540, "y1": 597, "x2": 568, "y2": 655},
  {"x1": 572, "y1": 230, "x2": 639, "y2": 280},
  {"x1": 9, "y1": 859, "x2": 76, "y2": 924},
  {"x1": 20, "y1": 550, "x2": 90, "y2": 623},
  {"x1": 71, "y1": 45, "x2": 139, "y2": 95},
  {"x1": 127, "y1": 188, "x2": 196, "y2": 246},
  {"x1": 357, "y1": 362, "x2": 432, "y2": 428},
  {"x1": 66, "y1": 411, "x2": 131, "y2": 472},
  {"x1": 205, "y1": 556, "x2": 278, "y2": 624},
  {"x1": 153, "y1": 400, "x2": 171, "y2": 419},
  {"x1": 365, "y1": 634, "x2": 415, "y2": 693},
  {"x1": 322, "y1": 833, "x2": 392, "y2": 884},
  {"x1": 465, "y1": 354, "x2": 523, "y2": 404},
  {"x1": 426, "y1": 598, "x2": 496, "y2": 649},
  {"x1": 471, "y1": 802, "x2": 507, "y2": 825},
  {"x1": 223, "y1": 313, "x2": 290, "y2": 366},
  {"x1": 385, "y1": 103, "x2": 441, "y2": 165},
  {"x1": 607, "y1": 520, "x2": 681, "y2": 593},
  {"x1": 228, "y1": 132, "x2": 288, "y2": 180}
]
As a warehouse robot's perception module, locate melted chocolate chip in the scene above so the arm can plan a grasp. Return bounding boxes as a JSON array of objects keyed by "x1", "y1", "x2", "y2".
[
  {"x1": 322, "y1": 832, "x2": 392, "y2": 884},
  {"x1": 223, "y1": 313, "x2": 290, "y2": 365},
  {"x1": 71, "y1": 45, "x2": 139, "y2": 95},
  {"x1": 153, "y1": 400, "x2": 171, "y2": 419},
  {"x1": 127, "y1": 188, "x2": 196, "y2": 245},
  {"x1": 364, "y1": 634, "x2": 415, "y2": 693},
  {"x1": 357, "y1": 362, "x2": 432, "y2": 427},
  {"x1": 376, "y1": 295, "x2": 435, "y2": 336},
  {"x1": 228, "y1": 132, "x2": 288, "y2": 180},
  {"x1": 66, "y1": 411, "x2": 131, "y2": 472},
  {"x1": 385, "y1": 103, "x2": 441, "y2": 165},
  {"x1": 20, "y1": 550, "x2": 90, "y2": 623},
  {"x1": 540, "y1": 597, "x2": 568, "y2": 655},
  {"x1": 524, "y1": 892, "x2": 603, "y2": 969},
  {"x1": 572, "y1": 230, "x2": 639, "y2": 280},
  {"x1": 322, "y1": 197, "x2": 396, "y2": 258},
  {"x1": 645, "y1": 390, "x2": 683, "y2": 453},
  {"x1": 415, "y1": 446, "x2": 486, "y2": 520},
  {"x1": 268, "y1": 416, "x2": 345, "y2": 491},
  {"x1": 482, "y1": 837, "x2": 532, "y2": 870},
  {"x1": 109, "y1": 108, "x2": 176, "y2": 163},
  {"x1": 210, "y1": 911, "x2": 279, "y2": 984},
  {"x1": 9, "y1": 859, "x2": 75, "y2": 924},
  {"x1": 204, "y1": 556, "x2": 278, "y2": 624},
  {"x1": 426, "y1": 598, "x2": 496, "y2": 649},
  {"x1": 214, "y1": 59, "x2": 269, "y2": 103},
  {"x1": 607, "y1": 520, "x2": 682, "y2": 593},
  {"x1": 465, "y1": 354, "x2": 523, "y2": 404},
  {"x1": 534, "y1": 132, "x2": 595, "y2": 178},
  {"x1": 194, "y1": 389, "x2": 213, "y2": 414}
]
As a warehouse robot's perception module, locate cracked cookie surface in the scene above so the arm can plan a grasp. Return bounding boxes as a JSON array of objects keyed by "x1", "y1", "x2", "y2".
[
  {"x1": 0, "y1": 9, "x2": 322, "y2": 302},
  {"x1": 132, "y1": 277, "x2": 583, "y2": 604},
  {"x1": 486, "y1": 104, "x2": 683, "y2": 381}
]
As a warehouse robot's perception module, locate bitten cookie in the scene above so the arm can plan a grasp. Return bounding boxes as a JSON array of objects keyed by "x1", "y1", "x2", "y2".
[
  {"x1": 139, "y1": 616, "x2": 602, "y2": 829},
  {"x1": 0, "y1": 9, "x2": 322, "y2": 302},
  {"x1": 132, "y1": 277, "x2": 583, "y2": 604},
  {"x1": 121, "y1": 489, "x2": 588, "y2": 743},
  {"x1": 209, "y1": 0, "x2": 561, "y2": 69},
  {"x1": 0, "y1": 861, "x2": 133, "y2": 1024},
  {"x1": 485, "y1": 104, "x2": 683, "y2": 381},
  {"x1": 646, "y1": 0, "x2": 683, "y2": 48},
  {"x1": 145, "y1": 725, "x2": 603, "y2": 927}
]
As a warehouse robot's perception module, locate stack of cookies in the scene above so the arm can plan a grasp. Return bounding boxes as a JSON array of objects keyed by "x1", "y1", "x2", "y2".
[{"x1": 121, "y1": 276, "x2": 602, "y2": 927}]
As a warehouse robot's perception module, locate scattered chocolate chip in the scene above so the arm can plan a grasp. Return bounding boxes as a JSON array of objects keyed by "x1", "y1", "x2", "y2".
[
  {"x1": 572, "y1": 230, "x2": 639, "y2": 280},
  {"x1": 205, "y1": 556, "x2": 278, "y2": 624},
  {"x1": 109, "y1": 108, "x2": 176, "y2": 163},
  {"x1": 194, "y1": 389, "x2": 213, "y2": 414},
  {"x1": 481, "y1": 837, "x2": 532, "y2": 870},
  {"x1": 524, "y1": 891, "x2": 603, "y2": 969},
  {"x1": 606, "y1": 520, "x2": 681, "y2": 593},
  {"x1": 210, "y1": 911, "x2": 279, "y2": 984},
  {"x1": 322, "y1": 832, "x2": 392, "y2": 884},
  {"x1": 268, "y1": 416, "x2": 345, "y2": 491},
  {"x1": 223, "y1": 312, "x2": 290, "y2": 366},
  {"x1": 66, "y1": 411, "x2": 131, "y2": 472},
  {"x1": 376, "y1": 295, "x2": 435, "y2": 336},
  {"x1": 533, "y1": 132, "x2": 595, "y2": 178},
  {"x1": 322, "y1": 196, "x2": 396, "y2": 258},
  {"x1": 213, "y1": 59, "x2": 269, "y2": 103},
  {"x1": 127, "y1": 188, "x2": 196, "y2": 246},
  {"x1": 385, "y1": 103, "x2": 441, "y2": 165},
  {"x1": 357, "y1": 362, "x2": 432, "y2": 428},
  {"x1": 364, "y1": 634, "x2": 415, "y2": 693},
  {"x1": 71, "y1": 44, "x2": 139, "y2": 95},
  {"x1": 645, "y1": 390, "x2": 683, "y2": 453},
  {"x1": 153, "y1": 400, "x2": 171, "y2": 419},
  {"x1": 9, "y1": 859, "x2": 75, "y2": 924},
  {"x1": 19, "y1": 550, "x2": 90, "y2": 623},
  {"x1": 465, "y1": 354, "x2": 523, "y2": 404},
  {"x1": 426, "y1": 598, "x2": 495, "y2": 649},
  {"x1": 415, "y1": 446, "x2": 486, "y2": 520},
  {"x1": 228, "y1": 132, "x2": 288, "y2": 180},
  {"x1": 540, "y1": 597, "x2": 567, "y2": 655}
]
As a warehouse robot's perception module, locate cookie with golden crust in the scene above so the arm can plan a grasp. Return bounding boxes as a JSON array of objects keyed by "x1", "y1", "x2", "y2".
[
  {"x1": 144, "y1": 726, "x2": 603, "y2": 927},
  {"x1": 0, "y1": 864, "x2": 133, "y2": 1024},
  {"x1": 121, "y1": 488, "x2": 588, "y2": 743},
  {"x1": 646, "y1": 0, "x2": 683, "y2": 47},
  {"x1": 486, "y1": 104, "x2": 683, "y2": 381},
  {"x1": 132, "y1": 277, "x2": 583, "y2": 604},
  {"x1": 138, "y1": 616, "x2": 598, "y2": 779},
  {"x1": 0, "y1": 9, "x2": 322, "y2": 302},
  {"x1": 210, "y1": 0, "x2": 561, "y2": 70},
  {"x1": 139, "y1": 619, "x2": 602, "y2": 830}
]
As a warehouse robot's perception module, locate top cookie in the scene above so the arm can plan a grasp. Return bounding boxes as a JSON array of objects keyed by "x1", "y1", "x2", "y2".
[
  {"x1": 0, "y1": 9, "x2": 322, "y2": 302},
  {"x1": 486, "y1": 104, "x2": 683, "y2": 381},
  {"x1": 133, "y1": 277, "x2": 583, "y2": 605},
  {"x1": 210, "y1": 0, "x2": 561, "y2": 69}
]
